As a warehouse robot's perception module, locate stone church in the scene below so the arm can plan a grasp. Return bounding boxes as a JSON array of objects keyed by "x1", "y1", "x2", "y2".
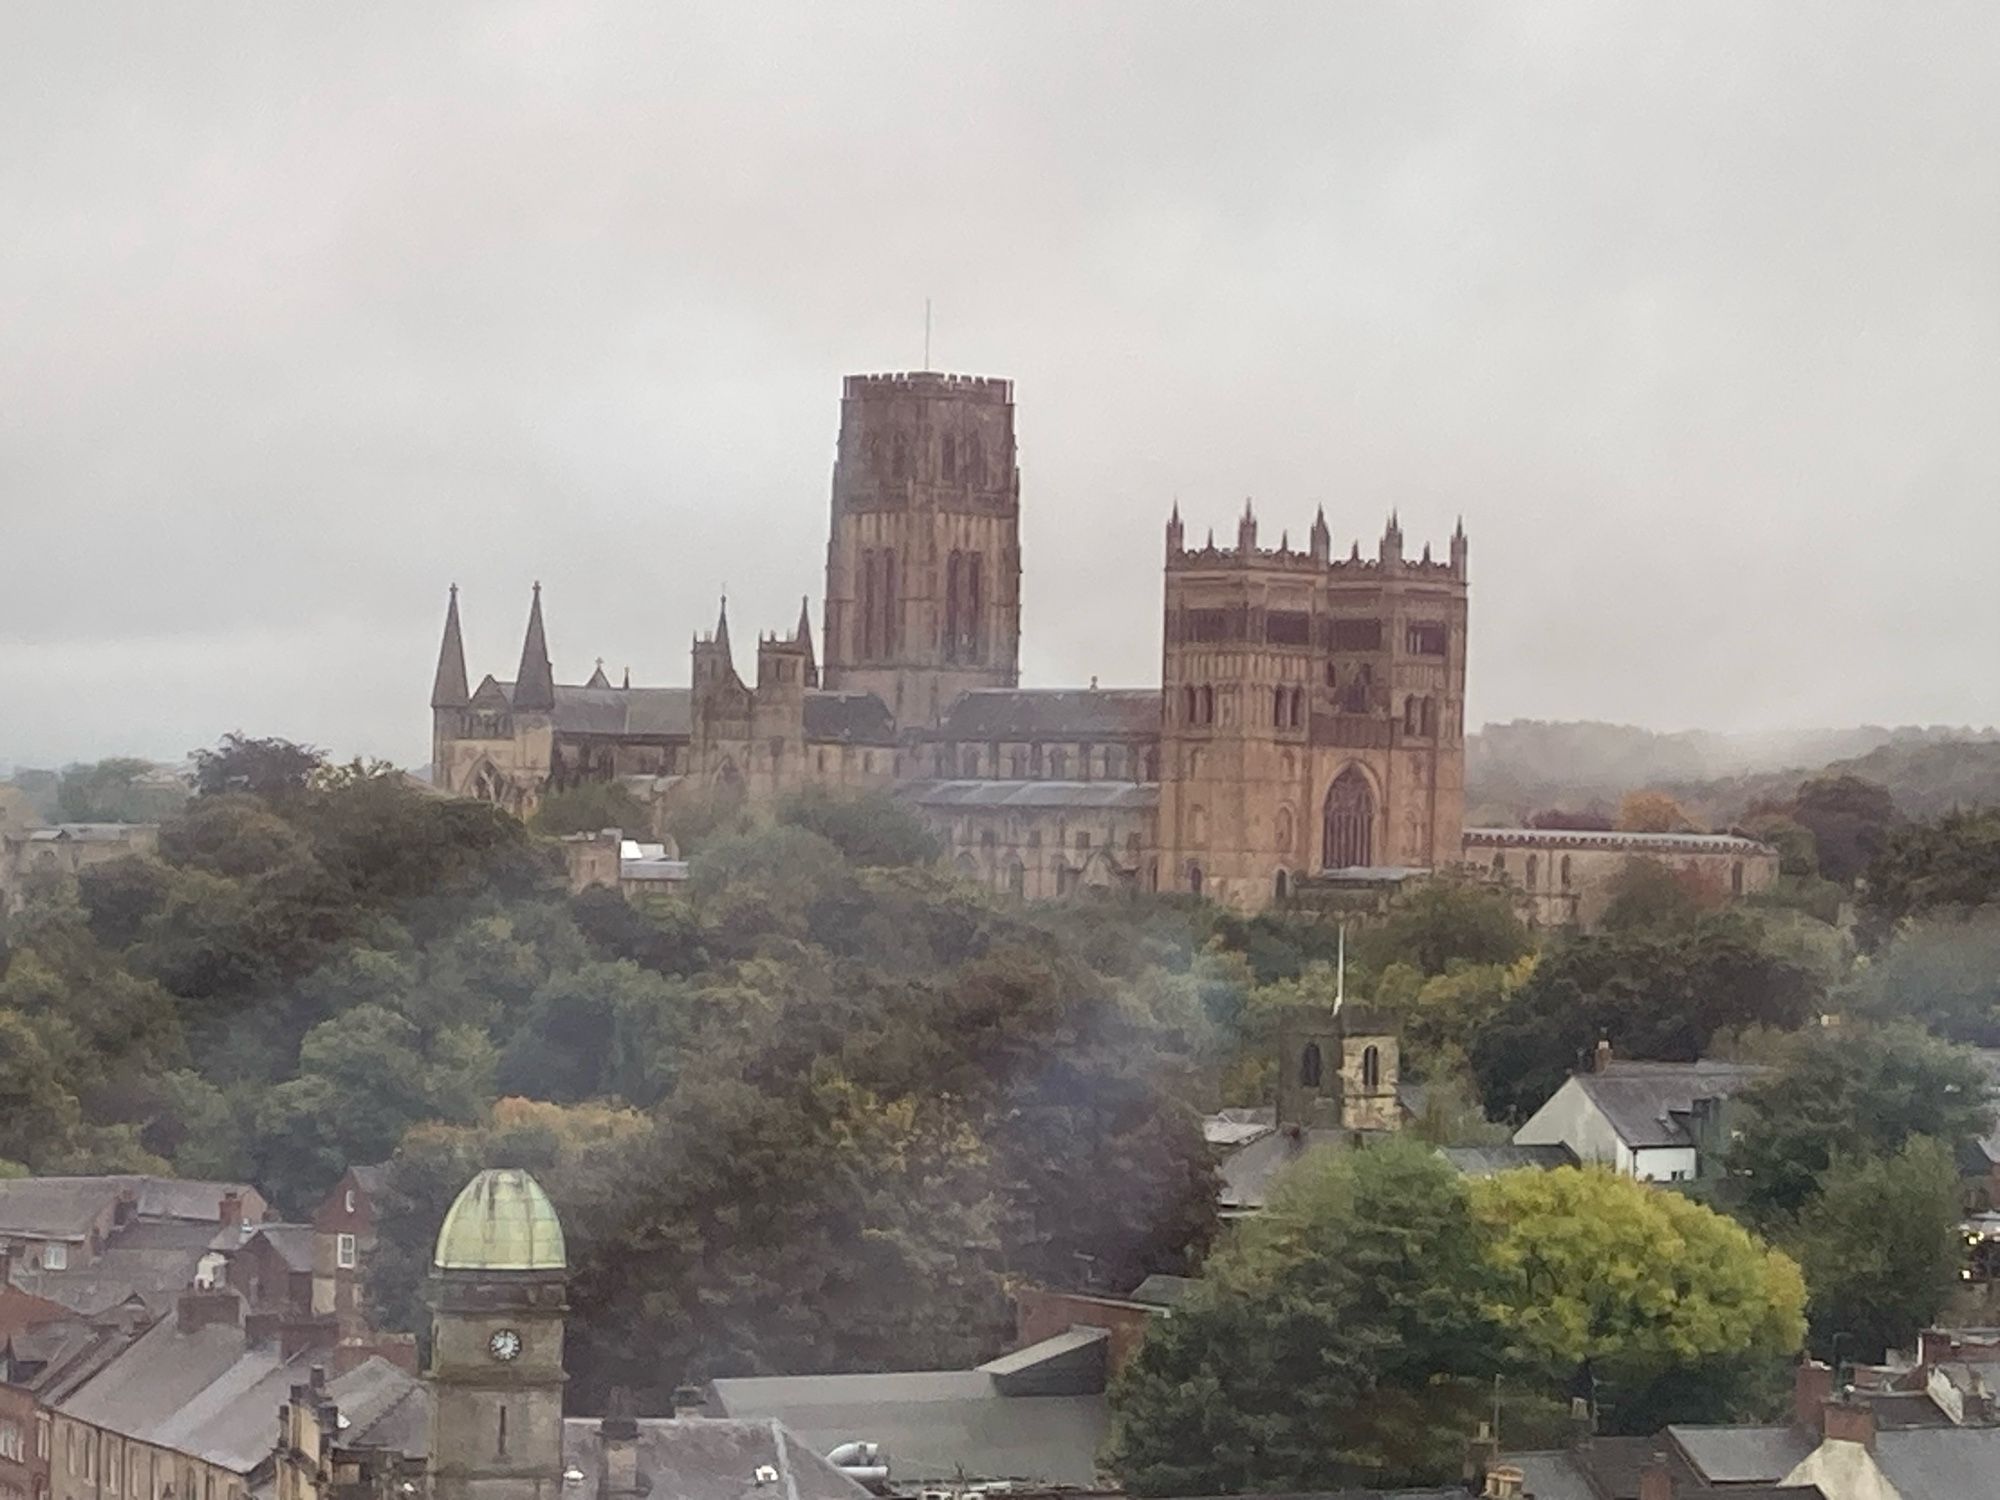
[{"x1": 427, "y1": 368, "x2": 1771, "y2": 917}]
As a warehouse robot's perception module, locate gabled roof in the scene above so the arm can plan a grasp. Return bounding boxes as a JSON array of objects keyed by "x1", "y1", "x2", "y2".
[
  {"x1": 243, "y1": 1223, "x2": 315, "y2": 1273},
  {"x1": 328, "y1": 1357, "x2": 428, "y2": 1455},
  {"x1": 488, "y1": 681, "x2": 692, "y2": 737},
  {"x1": 1438, "y1": 1143, "x2": 1578, "y2": 1177},
  {"x1": 1217, "y1": 1126, "x2": 1345, "y2": 1214},
  {"x1": 937, "y1": 688, "x2": 1162, "y2": 740},
  {"x1": 1870, "y1": 1426, "x2": 2000, "y2": 1500},
  {"x1": 0, "y1": 1176, "x2": 260, "y2": 1240},
  {"x1": 1667, "y1": 1423, "x2": 1816, "y2": 1483},
  {"x1": 1569, "y1": 1060, "x2": 1768, "y2": 1149}
]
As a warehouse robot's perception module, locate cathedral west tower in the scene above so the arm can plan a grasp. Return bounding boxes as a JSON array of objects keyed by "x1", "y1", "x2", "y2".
[{"x1": 821, "y1": 372, "x2": 1023, "y2": 725}]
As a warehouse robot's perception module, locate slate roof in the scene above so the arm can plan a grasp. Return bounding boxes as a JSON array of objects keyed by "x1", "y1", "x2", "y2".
[
  {"x1": 0, "y1": 1285, "x2": 82, "y2": 1342},
  {"x1": 897, "y1": 779, "x2": 1160, "y2": 811},
  {"x1": 563, "y1": 1418, "x2": 870, "y2": 1500},
  {"x1": 0, "y1": 1176, "x2": 259, "y2": 1240},
  {"x1": 493, "y1": 681, "x2": 694, "y2": 738},
  {"x1": 1872, "y1": 1427, "x2": 2000, "y2": 1500},
  {"x1": 348, "y1": 1164, "x2": 389, "y2": 1197},
  {"x1": 244, "y1": 1224, "x2": 316, "y2": 1273},
  {"x1": 328, "y1": 1357, "x2": 429, "y2": 1456},
  {"x1": 1128, "y1": 1274, "x2": 1200, "y2": 1308},
  {"x1": 709, "y1": 1370, "x2": 1109, "y2": 1487},
  {"x1": 15, "y1": 1218, "x2": 233, "y2": 1316},
  {"x1": 1571, "y1": 1060, "x2": 1768, "y2": 1150},
  {"x1": 1666, "y1": 1423, "x2": 1816, "y2": 1483},
  {"x1": 1438, "y1": 1143, "x2": 1578, "y2": 1177},
  {"x1": 802, "y1": 692, "x2": 898, "y2": 745},
  {"x1": 56, "y1": 1306, "x2": 321, "y2": 1474},
  {"x1": 937, "y1": 688, "x2": 1162, "y2": 740},
  {"x1": 1217, "y1": 1127, "x2": 1346, "y2": 1214}
]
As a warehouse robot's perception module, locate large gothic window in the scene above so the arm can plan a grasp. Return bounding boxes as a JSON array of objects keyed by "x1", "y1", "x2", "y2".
[{"x1": 1322, "y1": 766, "x2": 1375, "y2": 870}]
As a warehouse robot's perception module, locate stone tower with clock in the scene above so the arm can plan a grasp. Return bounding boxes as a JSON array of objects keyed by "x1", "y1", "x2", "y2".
[{"x1": 427, "y1": 1169, "x2": 569, "y2": 1500}]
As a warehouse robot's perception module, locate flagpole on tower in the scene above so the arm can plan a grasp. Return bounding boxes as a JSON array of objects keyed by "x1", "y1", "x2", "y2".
[{"x1": 924, "y1": 297, "x2": 932, "y2": 370}]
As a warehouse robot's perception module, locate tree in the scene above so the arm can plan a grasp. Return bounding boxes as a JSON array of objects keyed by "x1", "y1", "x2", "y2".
[
  {"x1": 1470, "y1": 914, "x2": 1824, "y2": 1122},
  {"x1": 1793, "y1": 774, "x2": 1897, "y2": 886},
  {"x1": 55, "y1": 759, "x2": 187, "y2": 823},
  {"x1": 530, "y1": 781, "x2": 650, "y2": 838},
  {"x1": 1793, "y1": 1139, "x2": 1964, "y2": 1363},
  {"x1": 1110, "y1": 1142, "x2": 1506, "y2": 1495},
  {"x1": 1598, "y1": 857, "x2": 1718, "y2": 932},
  {"x1": 1744, "y1": 813, "x2": 1820, "y2": 880},
  {"x1": 776, "y1": 787, "x2": 943, "y2": 868},
  {"x1": 1728, "y1": 1023, "x2": 1993, "y2": 1226},
  {"x1": 1845, "y1": 912, "x2": 2000, "y2": 1046},
  {"x1": 1617, "y1": 791, "x2": 1694, "y2": 833},
  {"x1": 192, "y1": 734, "x2": 326, "y2": 800},
  {"x1": 1860, "y1": 808, "x2": 2000, "y2": 945},
  {"x1": 1353, "y1": 875, "x2": 1534, "y2": 978},
  {"x1": 1472, "y1": 1167, "x2": 1805, "y2": 1430}
]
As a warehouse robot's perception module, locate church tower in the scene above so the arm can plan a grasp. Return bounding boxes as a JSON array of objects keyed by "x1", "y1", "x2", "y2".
[
  {"x1": 427, "y1": 1170, "x2": 568, "y2": 1500},
  {"x1": 821, "y1": 371, "x2": 1022, "y2": 725}
]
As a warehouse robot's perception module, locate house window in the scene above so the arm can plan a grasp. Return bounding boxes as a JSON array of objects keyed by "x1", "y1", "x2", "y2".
[
  {"x1": 336, "y1": 1234, "x2": 357, "y2": 1270},
  {"x1": 44, "y1": 1243, "x2": 67, "y2": 1271},
  {"x1": 344, "y1": 1189, "x2": 356, "y2": 1214}
]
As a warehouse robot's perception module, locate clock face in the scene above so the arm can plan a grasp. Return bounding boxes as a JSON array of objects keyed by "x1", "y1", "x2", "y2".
[{"x1": 489, "y1": 1328, "x2": 523, "y2": 1362}]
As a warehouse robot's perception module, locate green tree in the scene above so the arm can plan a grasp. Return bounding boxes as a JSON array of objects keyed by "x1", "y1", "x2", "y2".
[
  {"x1": 1472, "y1": 1167, "x2": 1805, "y2": 1430},
  {"x1": 1470, "y1": 914, "x2": 1824, "y2": 1122},
  {"x1": 1598, "y1": 857, "x2": 1716, "y2": 932},
  {"x1": 530, "y1": 781, "x2": 649, "y2": 838},
  {"x1": 1110, "y1": 1142, "x2": 1506, "y2": 1495},
  {"x1": 1728, "y1": 1023, "x2": 1993, "y2": 1226},
  {"x1": 192, "y1": 733, "x2": 327, "y2": 800},
  {"x1": 1860, "y1": 808, "x2": 2000, "y2": 946},
  {"x1": 775, "y1": 787, "x2": 942, "y2": 868},
  {"x1": 1793, "y1": 1139, "x2": 1965, "y2": 1363},
  {"x1": 1353, "y1": 875, "x2": 1534, "y2": 977},
  {"x1": 55, "y1": 758, "x2": 187, "y2": 823},
  {"x1": 1793, "y1": 773, "x2": 1898, "y2": 887}
]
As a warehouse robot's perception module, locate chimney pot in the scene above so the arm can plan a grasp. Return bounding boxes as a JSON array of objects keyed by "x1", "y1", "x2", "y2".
[
  {"x1": 1594, "y1": 1038, "x2": 1613, "y2": 1073},
  {"x1": 1795, "y1": 1360, "x2": 1836, "y2": 1431},
  {"x1": 1822, "y1": 1394, "x2": 1878, "y2": 1451}
]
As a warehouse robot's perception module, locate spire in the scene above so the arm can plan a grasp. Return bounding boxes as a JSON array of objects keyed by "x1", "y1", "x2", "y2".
[
  {"x1": 513, "y1": 582, "x2": 555, "y2": 711},
  {"x1": 714, "y1": 596, "x2": 732, "y2": 657},
  {"x1": 796, "y1": 596, "x2": 819, "y2": 688},
  {"x1": 431, "y1": 585, "x2": 469, "y2": 710},
  {"x1": 1237, "y1": 498, "x2": 1257, "y2": 553},
  {"x1": 1166, "y1": 501, "x2": 1185, "y2": 555},
  {"x1": 622, "y1": 666, "x2": 631, "y2": 690},
  {"x1": 1310, "y1": 505, "x2": 1332, "y2": 564}
]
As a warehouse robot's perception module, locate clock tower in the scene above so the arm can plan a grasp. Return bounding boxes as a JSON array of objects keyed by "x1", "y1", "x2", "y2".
[{"x1": 427, "y1": 1169, "x2": 569, "y2": 1500}]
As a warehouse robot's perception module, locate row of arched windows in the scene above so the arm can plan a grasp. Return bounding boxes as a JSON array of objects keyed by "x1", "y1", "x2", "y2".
[
  {"x1": 1272, "y1": 686, "x2": 1306, "y2": 729},
  {"x1": 1298, "y1": 1042, "x2": 1382, "y2": 1091},
  {"x1": 863, "y1": 428, "x2": 988, "y2": 485},
  {"x1": 1181, "y1": 684, "x2": 1217, "y2": 725},
  {"x1": 1401, "y1": 695, "x2": 1440, "y2": 737}
]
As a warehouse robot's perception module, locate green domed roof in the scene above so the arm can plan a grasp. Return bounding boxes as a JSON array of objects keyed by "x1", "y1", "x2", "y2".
[{"x1": 433, "y1": 1168, "x2": 566, "y2": 1272}]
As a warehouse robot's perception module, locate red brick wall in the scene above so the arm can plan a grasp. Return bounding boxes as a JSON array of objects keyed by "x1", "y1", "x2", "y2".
[{"x1": 1013, "y1": 1289, "x2": 1158, "y2": 1376}]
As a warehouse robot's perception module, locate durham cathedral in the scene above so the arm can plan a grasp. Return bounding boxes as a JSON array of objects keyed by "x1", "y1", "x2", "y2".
[{"x1": 426, "y1": 368, "x2": 1771, "y2": 918}]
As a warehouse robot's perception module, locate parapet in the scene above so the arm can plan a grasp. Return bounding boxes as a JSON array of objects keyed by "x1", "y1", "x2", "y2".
[{"x1": 842, "y1": 371, "x2": 1013, "y2": 403}]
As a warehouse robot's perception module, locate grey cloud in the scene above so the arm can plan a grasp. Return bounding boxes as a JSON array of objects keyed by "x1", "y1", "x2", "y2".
[{"x1": 3, "y1": 2, "x2": 1998, "y2": 765}]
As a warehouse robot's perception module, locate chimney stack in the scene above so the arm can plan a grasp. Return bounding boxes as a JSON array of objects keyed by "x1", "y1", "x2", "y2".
[
  {"x1": 1594, "y1": 1038, "x2": 1613, "y2": 1074},
  {"x1": 1637, "y1": 1453, "x2": 1673, "y2": 1500},
  {"x1": 1794, "y1": 1360, "x2": 1835, "y2": 1431},
  {"x1": 1481, "y1": 1465, "x2": 1524, "y2": 1500},
  {"x1": 599, "y1": 1390, "x2": 647, "y2": 1500},
  {"x1": 1822, "y1": 1393, "x2": 1878, "y2": 1451},
  {"x1": 219, "y1": 1191, "x2": 243, "y2": 1230},
  {"x1": 177, "y1": 1286, "x2": 243, "y2": 1335}
]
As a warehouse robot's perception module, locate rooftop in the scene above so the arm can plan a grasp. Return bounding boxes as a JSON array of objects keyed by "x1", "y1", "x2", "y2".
[
  {"x1": 936, "y1": 688, "x2": 1162, "y2": 741},
  {"x1": 1567, "y1": 1059, "x2": 1769, "y2": 1149},
  {"x1": 898, "y1": 779, "x2": 1159, "y2": 811},
  {"x1": 1465, "y1": 826, "x2": 1777, "y2": 854},
  {"x1": 564, "y1": 1417, "x2": 870, "y2": 1500}
]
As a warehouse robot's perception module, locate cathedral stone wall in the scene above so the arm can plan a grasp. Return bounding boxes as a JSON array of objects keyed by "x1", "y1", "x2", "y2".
[{"x1": 1464, "y1": 828, "x2": 1780, "y2": 931}]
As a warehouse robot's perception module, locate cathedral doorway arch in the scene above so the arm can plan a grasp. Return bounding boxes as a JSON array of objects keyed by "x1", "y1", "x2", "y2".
[
  {"x1": 1322, "y1": 765, "x2": 1375, "y2": 870},
  {"x1": 469, "y1": 761, "x2": 507, "y2": 806}
]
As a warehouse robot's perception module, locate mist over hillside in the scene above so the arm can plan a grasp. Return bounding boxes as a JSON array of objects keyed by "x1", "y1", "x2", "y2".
[{"x1": 1469, "y1": 720, "x2": 2000, "y2": 825}]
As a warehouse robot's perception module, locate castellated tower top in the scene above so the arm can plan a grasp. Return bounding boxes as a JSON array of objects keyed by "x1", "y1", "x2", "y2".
[{"x1": 841, "y1": 370, "x2": 1012, "y2": 403}]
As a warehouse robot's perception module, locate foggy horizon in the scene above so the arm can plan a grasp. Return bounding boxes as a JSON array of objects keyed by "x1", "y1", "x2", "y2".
[{"x1": 7, "y1": 3, "x2": 1999, "y2": 768}]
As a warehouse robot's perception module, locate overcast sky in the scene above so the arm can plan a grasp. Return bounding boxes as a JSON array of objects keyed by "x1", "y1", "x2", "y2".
[{"x1": 4, "y1": 3, "x2": 1998, "y2": 769}]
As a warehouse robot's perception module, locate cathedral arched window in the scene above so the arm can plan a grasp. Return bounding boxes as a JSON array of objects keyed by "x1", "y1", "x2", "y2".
[
  {"x1": 942, "y1": 433, "x2": 957, "y2": 483},
  {"x1": 1189, "y1": 804, "x2": 1208, "y2": 844},
  {"x1": 1732, "y1": 860, "x2": 1745, "y2": 896},
  {"x1": 1274, "y1": 686, "x2": 1288, "y2": 726},
  {"x1": 1182, "y1": 686, "x2": 1197, "y2": 724},
  {"x1": 1291, "y1": 688, "x2": 1306, "y2": 727},
  {"x1": 1143, "y1": 748, "x2": 1160, "y2": 782},
  {"x1": 1403, "y1": 696, "x2": 1419, "y2": 735},
  {"x1": 1325, "y1": 661, "x2": 1338, "y2": 688},
  {"x1": 1186, "y1": 862, "x2": 1205, "y2": 897},
  {"x1": 1007, "y1": 859, "x2": 1026, "y2": 899},
  {"x1": 1421, "y1": 696, "x2": 1437, "y2": 737},
  {"x1": 943, "y1": 551, "x2": 962, "y2": 663},
  {"x1": 1525, "y1": 854, "x2": 1539, "y2": 889},
  {"x1": 1361, "y1": 1045, "x2": 1382, "y2": 1091},
  {"x1": 1274, "y1": 869, "x2": 1290, "y2": 902},
  {"x1": 1299, "y1": 1042, "x2": 1323, "y2": 1089},
  {"x1": 1276, "y1": 806, "x2": 1295, "y2": 852},
  {"x1": 1560, "y1": 854, "x2": 1572, "y2": 889},
  {"x1": 1322, "y1": 766, "x2": 1374, "y2": 870},
  {"x1": 1048, "y1": 748, "x2": 1067, "y2": 779},
  {"x1": 966, "y1": 430, "x2": 984, "y2": 483},
  {"x1": 893, "y1": 432, "x2": 910, "y2": 479},
  {"x1": 882, "y1": 548, "x2": 899, "y2": 655},
  {"x1": 1199, "y1": 686, "x2": 1215, "y2": 725}
]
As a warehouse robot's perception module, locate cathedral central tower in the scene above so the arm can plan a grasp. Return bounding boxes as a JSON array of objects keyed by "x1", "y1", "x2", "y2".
[{"x1": 821, "y1": 371, "x2": 1022, "y2": 724}]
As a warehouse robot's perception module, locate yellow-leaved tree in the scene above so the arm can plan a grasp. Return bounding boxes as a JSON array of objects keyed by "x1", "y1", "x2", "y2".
[{"x1": 1472, "y1": 1167, "x2": 1806, "y2": 1429}]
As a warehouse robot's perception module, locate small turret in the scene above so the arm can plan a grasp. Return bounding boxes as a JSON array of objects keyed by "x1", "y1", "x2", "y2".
[
  {"x1": 1166, "y1": 502, "x2": 1184, "y2": 556},
  {"x1": 693, "y1": 597, "x2": 741, "y2": 688},
  {"x1": 513, "y1": 583, "x2": 556, "y2": 712},
  {"x1": 1450, "y1": 516, "x2": 1469, "y2": 578},
  {"x1": 1310, "y1": 506, "x2": 1331, "y2": 564},
  {"x1": 1237, "y1": 499, "x2": 1258, "y2": 554},
  {"x1": 430, "y1": 586, "x2": 469, "y2": 710},
  {"x1": 584, "y1": 659, "x2": 611, "y2": 690},
  {"x1": 1379, "y1": 512, "x2": 1404, "y2": 570}
]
